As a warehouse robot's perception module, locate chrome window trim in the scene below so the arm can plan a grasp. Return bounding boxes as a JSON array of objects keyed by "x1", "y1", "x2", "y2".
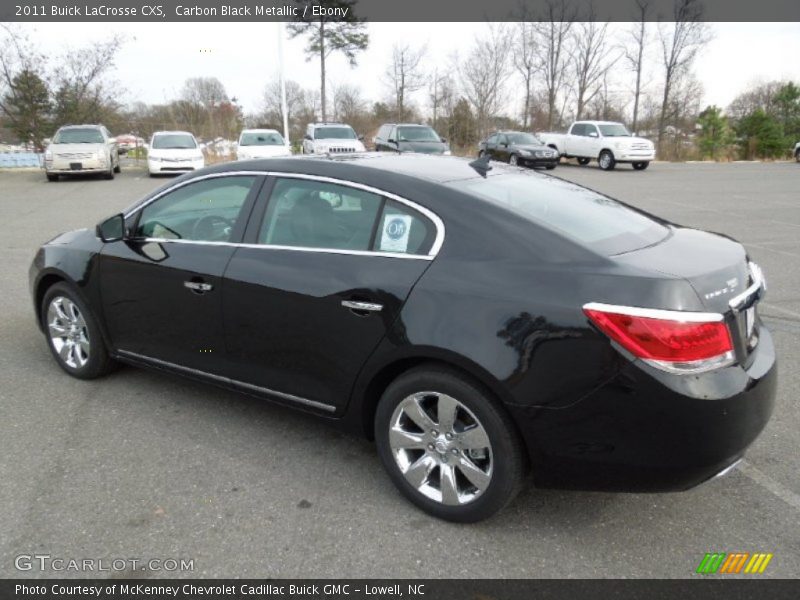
[
  {"x1": 116, "y1": 349, "x2": 337, "y2": 413},
  {"x1": 583, "y1": 302, "x2": 724, "y2": 323},
  {"x1": 122, "y1": 170, "x2": 445, "y2": 259}
]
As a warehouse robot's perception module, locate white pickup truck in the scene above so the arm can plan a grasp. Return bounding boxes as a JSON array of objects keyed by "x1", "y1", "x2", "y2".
[{"x1": 538, "y1": 121, "x2": 656, "y2": 171}]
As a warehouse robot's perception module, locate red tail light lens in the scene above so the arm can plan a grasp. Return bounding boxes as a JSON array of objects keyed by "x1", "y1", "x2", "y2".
[{"x1": 583, "y1": 303, "x2": 734, "y2": 373}]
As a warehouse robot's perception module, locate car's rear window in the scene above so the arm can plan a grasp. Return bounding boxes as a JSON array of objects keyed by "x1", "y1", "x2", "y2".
[
  {"x1": 448, "y1": 173, "x2": 669, "y2": 255},
  {"x1": 53, "y1": 128, "x2": 104, "y2": 144}
]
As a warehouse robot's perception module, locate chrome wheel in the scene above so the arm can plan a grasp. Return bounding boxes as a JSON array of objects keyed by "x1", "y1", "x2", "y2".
[
  {"x1": 47, "y1": 296, "x2": 90, "y2": 369},
  {"x1": 388, "y1": 391, "x2": 493, "y2": 506},
  {"x1": 509, "y1": 154, "x2": 518, "y2": 166}
]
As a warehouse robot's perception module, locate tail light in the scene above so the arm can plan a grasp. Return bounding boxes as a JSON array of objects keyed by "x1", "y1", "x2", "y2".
[{"x1": 583, "y1": 302, "x2": 734, "y2": 374}]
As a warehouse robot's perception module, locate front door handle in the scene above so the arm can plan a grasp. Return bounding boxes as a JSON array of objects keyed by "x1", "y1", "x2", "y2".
[
  {"x1": 184, "y1": 281, "x2": 213, "y2": 293},
  {"x1": 341, "y1": 300, "x2": 383, "y2": 313}
]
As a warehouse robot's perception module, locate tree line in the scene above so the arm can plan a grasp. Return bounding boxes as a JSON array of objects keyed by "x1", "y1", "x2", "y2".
[{"x1": 1, "y1": 1, "x2": 798, "y2": 160}]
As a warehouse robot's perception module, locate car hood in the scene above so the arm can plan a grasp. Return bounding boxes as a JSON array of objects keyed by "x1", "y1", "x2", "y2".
[
  {"x1": 48, "y1": 143, "x2": 104, "y2": 154},
  {"x1": 149, "y1": 148, "x2": 202, "y2": 159},
  {"x1": 610, "y1": 136, "x2": 653, "y2": 147},
  {"x1": 512, "y1": 143, "x2": 554, "y2": 152},
  {"x1": 398, "y1": 141, "x2": 448, "y2": 154},
  {"x1": 238, "y1": 145, "x2": 292, "y2": 158}
]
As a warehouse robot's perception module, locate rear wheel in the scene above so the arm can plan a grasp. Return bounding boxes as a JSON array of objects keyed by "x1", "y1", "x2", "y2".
[
  {"x1": 577, "y1": 157, "x2": 591, "y2": 166},
  {"x1": 375, "y1": 366, "x2": 526, "y2": 522},
  {"x1": 545, "y1": 164, "x2": 557, "y2": 170},
  {"x1": 41, "y1": 283, "x2": 117, "y2": 379},
  {"x1": 113, "y1": 161, "x2": 121, "y2": 174},
  {"x1": 509, "y1": 154, "x2": 519, "y2": 166},
  {"x1": 598, "y1": 150, "x2": 616, "y2": 171},
  {"x1": 632, "y1": 161, "x2": 649, "y2": 171},
  {"x1": 104, "y1": 163, "x2": 114, "y2": 179},
  {"x1": 795, "y1": 149, "x2": 800, "y2": 163}
]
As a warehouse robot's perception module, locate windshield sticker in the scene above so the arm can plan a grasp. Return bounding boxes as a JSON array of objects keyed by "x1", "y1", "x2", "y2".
[{"x1": 380, "y1": 214, "x2": 412, "y2": 252}]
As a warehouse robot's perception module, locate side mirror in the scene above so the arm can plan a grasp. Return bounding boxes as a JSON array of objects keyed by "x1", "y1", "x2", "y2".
[
  {"x1": 358, "y1": 134, "x2": 365, "y2": 141},
  {"x1": 387, "y1": 138, "x2": 396, "y2": 144},
  {"x1": 304, "y1": 134, "x2": 312, "y2": 141},
  {"x1": 588, "y1": 131, "x2": 599, "y2": 138},
  {"x1": 108, "y1": 137, "x2": 117, "y2": 144},
  {"x1": 96, "y1": 214, "x2": 126, "y2": 243},
  {"x1": 440, "y1": 137, "x2": 446, "y2": 143}
]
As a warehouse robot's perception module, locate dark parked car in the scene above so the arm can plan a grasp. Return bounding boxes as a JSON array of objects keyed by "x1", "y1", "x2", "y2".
[
  {"x1": 374, "y1": 124, "x2": 450, "y2": 154},
  {"x1": 478, "y1": 131, "x2": 559, "y2": 169},
  {"x1": 30, "y1": 154, "x2": 776, "y2": 522}
]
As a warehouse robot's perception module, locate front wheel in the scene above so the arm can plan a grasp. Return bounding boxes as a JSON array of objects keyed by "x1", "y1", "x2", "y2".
[
  {"x1": 509, "y1": 154, "x2": 519, "y2": 166},
  {"x1": 632, "y1": 161, "x2": 649, "y2": 171},
  {"x1": 41, "y1": 283, "x2": 117, "y2": 379},
  {"x1": 375, "y1": 366, "x2": 526, "y2": 522},
  {"x1": 46, "y1": 173, "x2": 59, "y2": 182},
  {"x1": 545, "y1": 164, "x2": 557, "y2": 170},
  {"x1": 577, "y1": 157, "x2": 591, "y2": 166},
  {"x1": 795, "y1": 150, "x2": 800, "y2": 163},
  {"x1": 113, "y1": 161, "x2": 121, "y2": 174},
  {"x1": 598, "y1": 150, "x2": 616, "y2": 171}
]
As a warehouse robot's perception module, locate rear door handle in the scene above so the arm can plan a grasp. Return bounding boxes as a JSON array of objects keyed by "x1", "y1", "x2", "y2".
[
  {"x1": 341, "y1": 300, "x2": 383, "y2": 313},
  {"x1": 184, "y1": 281, "x2": 213, "y2": 293}
]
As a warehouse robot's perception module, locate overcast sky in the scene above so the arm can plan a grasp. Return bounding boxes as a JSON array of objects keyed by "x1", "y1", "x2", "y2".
[{"x1": 17, "y1": 21, "x2": 800, "y2": 121}]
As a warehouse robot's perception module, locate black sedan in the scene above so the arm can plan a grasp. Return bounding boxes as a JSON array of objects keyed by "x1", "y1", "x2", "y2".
[
  {"x1": 30, "y1": 154, "x2": 776, "y2": 522},
  {"x1": 478, "y1": 131, "x2": 559, "y2": 169}
]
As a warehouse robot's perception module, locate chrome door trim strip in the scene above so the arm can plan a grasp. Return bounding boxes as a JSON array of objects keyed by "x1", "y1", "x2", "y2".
[
  {"x1": 116, "y1": 349, "x2": 337, "y2": 413},
  {"x1": 138, "y1": 237, "x2": 434, "y2": 261},
  {"x1": 121, "y1": 169, "x2": 445, "y2": 258}
]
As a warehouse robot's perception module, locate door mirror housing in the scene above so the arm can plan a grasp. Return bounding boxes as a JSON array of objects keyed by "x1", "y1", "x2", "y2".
[
  {"x1": 588, "y1": 131, "x2": 599, "y2": 138},
  {"x1": 97, "y1": 213, "x2": 126, "y2": 243},
  {"x1": 304, "y1": 134, "x2": 312, "y2": 141},
  {"x1": 387, "y1": 138, "x2": 397, "y2": 145},
  {"x1": 440, "y1": 137, "x2": 446, "y2": 143},
  {"x1": 107, "y1": 137, "x2": 117, "y2": 144},
  {"x1": 358, "y1": 134, "x2": 365, "y2": 141}
]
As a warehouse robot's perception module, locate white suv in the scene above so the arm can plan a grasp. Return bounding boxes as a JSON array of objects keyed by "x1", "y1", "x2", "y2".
[
  {"x1": 301, "y1": 123, "x2": 365, "y2": 155},
  {"x1": 44, "y1": 125, "x2": 120, "y2": 181}
]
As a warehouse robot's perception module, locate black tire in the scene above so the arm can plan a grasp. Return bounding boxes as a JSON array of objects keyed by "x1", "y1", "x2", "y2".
[
  {"x1": 577, "y1": 157, "x2": 591, "y2": 166},
  {"x1": 375, "y1": 365, "x2": 527, "y2": 522},
  {"x1": 104, "y1": 164, "x2": 114, "y2": 180},
  {"x1": 598, "y1": 150, "x2": 616, "y2": 171},
  {"x1": 632, "y1": 161, "x2": 649, "y2": 171},
  {"x1": 478, "y1": 150, "x2": 487, "y2": 159},
  {"x1": 46, "y1": 173, "x2": 59, "y2": 182},
  {"x1": 509, "y1": 154, "x2": 519, "y2": 166},
  {"x1": 545, "y1": 164, "x2": 557, "y2": 170},
  {"x1": 113, "y1": 162, "x2": 121, "y2": 174},
  {"x1": 795, "y1": 149, "x2": 800, "y2": 163},
  {"x1": 41, "y1": 282, "x2": 117, "y2": 380}
]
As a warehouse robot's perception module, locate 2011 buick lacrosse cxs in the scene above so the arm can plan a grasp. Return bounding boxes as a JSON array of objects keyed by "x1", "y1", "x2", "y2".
[{"x1": 29, "y1": 153, "x2": 776, "y2": 522}]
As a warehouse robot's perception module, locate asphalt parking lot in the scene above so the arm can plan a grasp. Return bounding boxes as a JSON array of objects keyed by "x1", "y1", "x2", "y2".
[{"x1": 0, "y1": 160, "x2": 798, "y2": 578}]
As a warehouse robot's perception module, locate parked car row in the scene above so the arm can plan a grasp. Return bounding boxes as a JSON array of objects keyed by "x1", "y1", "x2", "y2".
[{"x1": 43, "y1": 118, "x2": 662, "y2": 183}]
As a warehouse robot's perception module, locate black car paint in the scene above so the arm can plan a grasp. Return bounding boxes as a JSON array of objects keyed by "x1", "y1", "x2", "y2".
[
  {"x1": 30, "y1": 154, "x2": 776, "y2": 492},
  {"x1": 479, "y1": 131, "x2": 559, "y2": 168}
]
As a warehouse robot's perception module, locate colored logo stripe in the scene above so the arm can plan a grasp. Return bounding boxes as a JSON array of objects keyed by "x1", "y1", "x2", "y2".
[{"x1": 697, "y1": 552, "x2": 773, "y2": 574}]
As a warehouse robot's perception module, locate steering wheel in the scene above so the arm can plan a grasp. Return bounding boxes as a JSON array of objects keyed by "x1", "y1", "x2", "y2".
[{"x1": 191, "y1": 214, "x2": 233, "y2": 241}]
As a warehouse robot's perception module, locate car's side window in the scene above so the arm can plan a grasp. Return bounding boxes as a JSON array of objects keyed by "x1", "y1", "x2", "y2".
[
  {"x1": 135, "y1": 176, "x2": 256, "y2": 242},
  {"x1": 585, "y1": 124, "x2": 599, "y2": 137},
  {"x1": 372, "y1": 199, "x2": 435, "y2": 256},
  {"x1": 487, "y1": 134, "x2": 498, "y2": 145},
  {"x1": 572, "y1": 123, "x2": 585, "y2": 136},
  {"x1": 258, "y1": 178, "x2": 382, "y2": 251}
]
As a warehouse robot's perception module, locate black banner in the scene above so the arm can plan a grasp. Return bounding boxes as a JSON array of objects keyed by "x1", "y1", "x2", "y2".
[
  {"x1": 1, "y1": 0, "x2": 800, "y2": 23},
  {"x1": 3, "y1": 580, "x2": 800, "y2": 600}
]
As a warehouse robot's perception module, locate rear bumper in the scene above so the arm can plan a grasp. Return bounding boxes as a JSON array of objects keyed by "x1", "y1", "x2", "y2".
[{"x1": 512, "y1": 327, "x2": 777, "y2": 492}]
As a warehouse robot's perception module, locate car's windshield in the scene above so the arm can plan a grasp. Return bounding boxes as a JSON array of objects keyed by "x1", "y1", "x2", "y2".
[
  {"x1": 598, "y1": 123, "x2": 631, "y2": 137},
  {"x1": 506, "y1": 132, "x2": 541, "y2": 145},
  {"x1": 152, "y1": 134, "x2": 197, "y2": 149},
  {"x1": 397, "y1": 126, "x2": 441, "y2": 142},
  {"x1": 53, "y1": 128, "x2": 104, "y2": 144},
  {"x1": 448, "y1": 173, "x2": 669, "y2": 255},
  {"x1": 240, "y1": 131, "x2": 284, "y2": 146},
  {"x1": 315, "y1": 127, "x2": 356, "y2": 140}
]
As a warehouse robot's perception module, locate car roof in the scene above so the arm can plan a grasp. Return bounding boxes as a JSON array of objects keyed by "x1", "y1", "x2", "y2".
[
  {"x1": 207, "y1": 152, "x2": 506, "y2": 185},
  {"x1": 152, "y1": 130, "x2": 195, "y2": 137},
  {"x1": 58, "y1": 124, "x2": 103, "y2": 129},
  {"x1": 241, "y1": 128, "x2": 279, "y2": 133},
  {"x1": 311, "y1": 123, "x2": 351, "y2": 127}
]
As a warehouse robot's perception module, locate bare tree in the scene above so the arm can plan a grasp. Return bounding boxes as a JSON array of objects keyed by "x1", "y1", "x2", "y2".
[
  {"x1": 460, "y1": 25, "x2": 512, "y2": 137},
  {"x1": 513, "y1": 17, "x2": 539, "y2": 128},
  {"x1": 657, "y1": 0, "x2": 710, "y2": 144},
  {"x1": 532, "y1": 0, "x2": 576, "y2": 130},
  {"x1": 384, "y1": 43, "x2": 427, "y2": 121},
  {"x1": 428, "y1": 69, "x2": 453, "y2": 131},
  {"x1": 263, "y1": 78, "x2": 306, "y2": 125},
  {"x1": 625, "y1": 0, "x2": 650, "y2": 133},
  {"x1": 571, "y1": 6, "x2": 614, "y2": 120}
]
